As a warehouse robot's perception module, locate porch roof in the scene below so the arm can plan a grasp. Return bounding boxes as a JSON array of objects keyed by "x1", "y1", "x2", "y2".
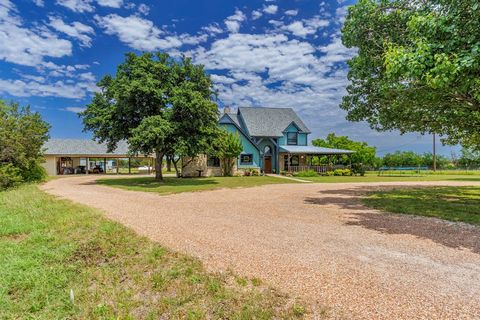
[
  {"x1": 44, "y1": 139, "x2": 130, "y2": 156},
  {"x1": 279, "y1": 145, "x2": 354, "y2": 155}
]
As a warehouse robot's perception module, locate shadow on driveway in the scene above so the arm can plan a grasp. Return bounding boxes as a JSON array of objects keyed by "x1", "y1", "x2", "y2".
[{"x1": 305, "y1": 185, "x2": 480, "y2": 254}]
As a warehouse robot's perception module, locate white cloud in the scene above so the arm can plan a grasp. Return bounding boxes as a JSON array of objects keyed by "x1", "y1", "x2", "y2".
[
  {"x1": 65, "y1": 106, "x2": 86, "y2": 113},
  {"x1": 284, "y1": 9, "x2": 298, "y2": 16},
  {"x1": 275, "y1": 16, "x2": 330, "y2": 38},
  {"x1": 251, "y1": 10, "x2": 262, "y2": 20},
  {"x1": 0, "y1": 0, "x2": 72, "y2": 66},
  {"x1": 48, "y1": 16, "x2": 95, "y2": 47},
  {"x1": 202, "y1": 23, "x2": 223, "y2": 35},
  {"x1": 96, "y1": 0, "x2": 122, "y2": 8},
  {"x1": 33, "y1": 0, "x2": 44, "y2": 7},
  {"x1": 0, "y1": 77, "x2": 96, "y2": 99},
  {"x1": 56, "y1": 0, "x2": 94, "y2": 13},
  {"x1": 95, "y1": 14, "x2": 182, "y2": 50},
  {"x1": 137, "y1": 3, "x2": 149, "y2": 15},
  {"x1": 224, "y1": 9, "x2": 246, "y2": 33},
  {"x1": 263, "y1": 5, "x2": 278, "y2": 14}
]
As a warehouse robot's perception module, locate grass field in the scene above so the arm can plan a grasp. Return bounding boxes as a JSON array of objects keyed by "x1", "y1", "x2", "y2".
[
  {"x1": 97, "y1": 176, "x2": 298, "y2": 195},
  {"x1": 363, "y1": 186, "x2": 480, "y2": 226},
  {"x1": 0, "y1": 185, "x2": 304, "y2": 319}
]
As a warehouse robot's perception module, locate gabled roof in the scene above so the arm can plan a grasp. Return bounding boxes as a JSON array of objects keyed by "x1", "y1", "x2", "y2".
[
  {"x1": 238, "y1": 107, "x2": 311, "y2": 137},
  {"x1": 44, "y1": 139, "x2": 130, "y2": 156},
  {"x1": 279, "y1": 145, "x2": 355, "y2": 154}
]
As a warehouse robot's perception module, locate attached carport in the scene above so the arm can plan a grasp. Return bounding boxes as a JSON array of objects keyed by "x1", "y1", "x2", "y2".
[{"x1": 42, "y1": 139, "x2": 154, "y2": 176}]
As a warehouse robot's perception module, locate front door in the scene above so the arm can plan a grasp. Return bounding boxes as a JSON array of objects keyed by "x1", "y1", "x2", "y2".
[{"x1": 264, "y1": 156, "x2": 272, "y2": 173}]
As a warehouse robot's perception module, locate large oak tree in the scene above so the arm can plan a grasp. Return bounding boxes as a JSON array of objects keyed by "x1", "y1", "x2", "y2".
[
  {"x1": 341, "y1": 0, "x2": 480, "y2": 149},
  {"x1": 81, "y1": 52, "x2": 219, "y2": 180}
]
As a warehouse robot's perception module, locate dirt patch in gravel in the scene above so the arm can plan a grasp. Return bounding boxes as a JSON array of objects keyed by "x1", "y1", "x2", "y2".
[{"x1": 42, "y1": 176, "x2": 480, "y2": 319}]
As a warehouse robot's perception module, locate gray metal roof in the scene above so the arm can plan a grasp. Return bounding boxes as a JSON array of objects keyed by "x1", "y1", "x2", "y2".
[
  {"x1": 238, "y1": 107, "x2": 311, "y2": 137},
  {"x1": 44, "y1": 139, "x2": 130, "y2": 156},
  {"x1": 279, "y1": 145, "x2": 354, "y2": 154}
]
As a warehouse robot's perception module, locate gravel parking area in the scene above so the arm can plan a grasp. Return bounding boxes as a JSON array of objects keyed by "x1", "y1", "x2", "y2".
[{"x1": 42, "y1": 176, "x2": 480, "y2": 319}]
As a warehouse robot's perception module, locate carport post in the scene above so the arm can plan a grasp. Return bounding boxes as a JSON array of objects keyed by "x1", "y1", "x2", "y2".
[
  {"x1": 104, "y1": 157, "x2": 107, "y2": 174},
  {"x1": 116, "y1": 158, "x2": 119, "y2": 174},
  {"x1": 128, "y1": 157, "x2": 131, "y2": 174},
  {"x1": 86, "y1": 157, "x2": 89, "y2": 174}
]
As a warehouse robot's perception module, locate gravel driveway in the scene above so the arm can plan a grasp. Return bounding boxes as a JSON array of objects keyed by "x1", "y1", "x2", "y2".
[{"x1": 42, "y1": 176, "x2": 480, "y2": 319}]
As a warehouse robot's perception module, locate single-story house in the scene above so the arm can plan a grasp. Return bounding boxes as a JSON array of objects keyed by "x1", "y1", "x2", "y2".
[
  {"x1": 182, "y1": 107, "x2": 354, "y2": 177},
  {"x1": 42, "y1": 139, "x2": 154, "y2": 176}
]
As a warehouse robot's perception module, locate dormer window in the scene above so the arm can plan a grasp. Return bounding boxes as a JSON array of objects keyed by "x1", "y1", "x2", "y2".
[{"x1": 287, "y1": 132, "x2": 298, "y2": 145}]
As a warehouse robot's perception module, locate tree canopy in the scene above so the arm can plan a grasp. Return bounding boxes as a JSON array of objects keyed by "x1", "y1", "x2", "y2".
[
  {"x1": 81, "y1": 52, "x2": 220, "y2": 180},
  {"x1": 0, "y1": 99, "x2": 50, "y2": 189},
  {"x1": 312, "y1": 133, "x2": 377, "y2": 167},
  {"x1": 341, "y1": 0, "x2": 480, "y2": 149}
]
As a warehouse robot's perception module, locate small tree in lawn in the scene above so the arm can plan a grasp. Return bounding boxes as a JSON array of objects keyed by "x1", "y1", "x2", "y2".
[
  {"x1": 213, "y1": 130, "x2": 243, "y2": 176},
  {"x1": 81, "y1": 52, "x2": 218, "y2": 180}
]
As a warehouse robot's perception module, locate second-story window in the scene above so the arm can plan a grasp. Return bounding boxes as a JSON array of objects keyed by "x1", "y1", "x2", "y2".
[{"x1": 287, "y1": 132, "x2": 298, "y2": 145}]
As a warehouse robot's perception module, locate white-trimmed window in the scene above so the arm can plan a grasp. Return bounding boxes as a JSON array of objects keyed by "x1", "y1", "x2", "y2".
[
  {"x1": 287, "y1": 132, "x2": 298, "y2": 145},
  {"x1": 240, "y1": 154, "x2": 253, "y2": 165}
]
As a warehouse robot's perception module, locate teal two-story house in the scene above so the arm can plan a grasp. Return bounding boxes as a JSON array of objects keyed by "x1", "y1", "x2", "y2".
[{"x1": 200, "y1": 106, "x2": 353, "y2": 175}]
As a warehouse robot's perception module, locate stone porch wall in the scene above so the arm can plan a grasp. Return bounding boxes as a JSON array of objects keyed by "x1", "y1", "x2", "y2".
[{"x1": 182, "y1": 155, "x2": 239, "y2": 177}]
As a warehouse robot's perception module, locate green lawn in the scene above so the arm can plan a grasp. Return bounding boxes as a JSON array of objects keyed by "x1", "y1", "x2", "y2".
[
  {"x1": 0, "y1": 185, "x2": 304, "y2": 319},
  {"x1": 300, "y1": 173, "x2": 480, "y2": 183},
  {"x1": 363, "y1": 187, "x2": 480, "y2": 226},
  {"x1": 97, "y1": 176, "x2": 298, "y2": 195}
]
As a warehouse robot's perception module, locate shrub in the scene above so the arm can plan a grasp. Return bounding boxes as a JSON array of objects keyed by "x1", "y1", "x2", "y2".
[
  {"x1": 326, "y1": 171, "x2": 334, "y2": 176},
  {"x1": 21, "y1": 161, "x2": 47, "y2": 182},
  {"x1": 342, "y1": 169, "x2": 352, "y2": 176},
  {"x1": 0, "y1": 163, "x2": 23, "y2": 190},
  {"x1": 294, "y1": 170, "x2": 319, "y2": 177},
  {"x1": 333, "y1": 169, "x2": 343, "y2": 176}
]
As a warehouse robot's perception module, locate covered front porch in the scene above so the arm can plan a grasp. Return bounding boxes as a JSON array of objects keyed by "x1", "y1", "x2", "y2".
[{"x1": 279, "y1": 145, "x2": 355, "y2": 174}]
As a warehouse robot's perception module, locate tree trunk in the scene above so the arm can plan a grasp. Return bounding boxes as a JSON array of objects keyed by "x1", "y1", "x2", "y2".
[
  {"x1": 166, "y1": 155, "x2": 172, "y2": 172},
  {"x1": 172, "y1": 157, "x2": 181, "y2": 177},
  {"x1": 155, "y1": 150, "x2": 164, "y2": 180}
]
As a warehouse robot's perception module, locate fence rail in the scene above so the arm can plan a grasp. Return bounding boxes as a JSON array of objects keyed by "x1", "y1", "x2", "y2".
[{"x1": 286, "y1": 165, "x2": 348, "y2": 173}]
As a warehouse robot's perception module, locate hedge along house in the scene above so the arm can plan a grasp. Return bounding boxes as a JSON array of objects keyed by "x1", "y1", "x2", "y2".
[
  {"x1": 183, "y1": 107, "x2": 354, "y2": 177},
  {"x1": 42, "y1": 139, "x2": 155, "y2": 176}
]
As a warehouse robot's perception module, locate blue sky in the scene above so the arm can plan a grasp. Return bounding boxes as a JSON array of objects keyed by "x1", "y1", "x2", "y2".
[{"x1": 0, "y1": 0, "x2": 458, "y2": 156}]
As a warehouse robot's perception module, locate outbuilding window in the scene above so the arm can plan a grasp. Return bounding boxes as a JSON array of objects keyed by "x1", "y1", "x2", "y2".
[
  {"x1": 287, "y1": 132, "x2": 298, "y2": 145},
  {"x1": 240, "y1": 154, "x2": 253, "y2": 165}
]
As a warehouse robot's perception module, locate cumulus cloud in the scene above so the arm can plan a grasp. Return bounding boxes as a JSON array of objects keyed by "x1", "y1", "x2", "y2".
[
  {"x1": 96, "y1": 0, "x2": 122, "y2": 8},
  {"x1": 284, "y1": 9, "x2": 298, "y2": 16},
  {"x1": 251, "y1": 10, "x2": 262, "y2": 20},
  {"x1": 64, "y1": 106, "x2": 86, "y2": 113},
  {"x1": 56, "y1": 0, "x2": 94, "y2": 13},
  {"x1": 48, "y1": 16, "x2": 95, "y2": 47},
  {"x1": 95, "y1": 14, "x2": 182, "y2": 50},
  {"x1": 0, "y1": 77, "x2": 96, "y2": 99},
  {"x1": 263, "y1": 5, "x2": 278, "y2": 14},
  {"x1": 137, "y1": 3, "x2": 150, "y2": 15},
  {"x1": 32, "y1": 0, "x2": 44, "y2": 7},
  {"x1": 278, "y1": 16, "x2": 330, "y2": 37},
  {"x1": 224, "y1": 9, "x2": 246, "y2": 33},
  {"x1": 0, "y1": 0, "x2": 72, "y2": 66}
]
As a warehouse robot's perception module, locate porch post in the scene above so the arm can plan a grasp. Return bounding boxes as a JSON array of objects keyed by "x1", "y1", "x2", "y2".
[
  {"x1": 116, "y1": 158, "x2": 119, "y2": 174},
  {"x1": 86, "y1": 157, "x2": 89, "y2": 174},
  {"x1": 287, "y1": 153, "x2": 291, "y2": 172},
  {"x1": 104, "y1": 157, "x2": 107, "y2": 174}
]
